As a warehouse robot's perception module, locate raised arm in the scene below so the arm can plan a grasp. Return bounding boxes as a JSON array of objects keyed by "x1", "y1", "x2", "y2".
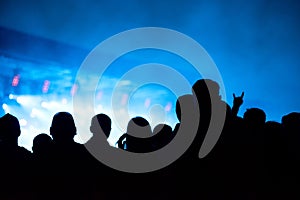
[{"x1": 232, "y1": 92, "x2": 244, "y2": 117}]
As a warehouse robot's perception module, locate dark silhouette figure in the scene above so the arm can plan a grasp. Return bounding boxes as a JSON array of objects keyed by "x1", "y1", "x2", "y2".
[
  {"x1": 86, "y1": 113, "x2": 111, "y2": 147},
  {"x1": 84, "y1": 114, "x2": 121, "y2": 199},
  {"x1": 91, "y1": 113, "x2": 111, "y2": 138},
  {"x1": 187, "y1": 78, "x2": 227, "y2": 165},
  {"x1": 47, "y1": 112, "x2": 91, "y2": 199},
  {"x1": 172, "y1": 94, "x2": 187, "y2": 136},
  {"x1": 263, "y1": 122, "x2": 285, "y2": 185},
  {"x1": 152, "y1": 123, "x2": 173, "y2": 151},
  {"x1": 32, "y1": 133, "x2": 53, "y2": 161},
  {"x1": 0, "y1": 113, "x2": 32, "y2": 162},
  {"x1": 31, "y1": 133, "x2": 54, "y2": 200},
  {"x1": 232, "y1": 91, "x2": 244, "y2": 117},
  {"x1": 1, "y1": 78, "x2": 300, "y2": 200},
  {"x1": 281, "y1": 112, "x2": 300, "y2": 164},
  {"x1": 0, "y1": 113, "x2": 33, "y2": 199},
  {"x1": 49, "y1": 112, "x2": 88, "y2": 170},
  {"x1": 281, "y1": 112, "x2": 300, "y2": 199},
  {"x1": 241, "y1": 108, "x2": 266, "y2": 198},
  {"x1": 117, "y1": 117, "x2": 152, "y2": 153}
]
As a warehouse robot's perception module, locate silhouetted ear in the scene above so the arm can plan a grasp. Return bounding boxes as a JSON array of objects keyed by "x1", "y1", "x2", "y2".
[
  {"x1": 17, "y1": 129, "x2": 21, "y2": 137},
  {"x1": 74, "y1": 127, "x2": 77, "y2": 135},
  {"x1": 50, "y1": 127, "x2": 53, "y2": 136}
]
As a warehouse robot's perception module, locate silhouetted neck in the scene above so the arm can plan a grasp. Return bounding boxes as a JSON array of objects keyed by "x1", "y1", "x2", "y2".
[{"x1": 53, "y1": 138, "x2": 75, "y2": 145}]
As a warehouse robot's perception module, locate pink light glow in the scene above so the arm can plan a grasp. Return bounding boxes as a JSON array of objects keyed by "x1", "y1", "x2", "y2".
[
  {"x1": 144, "y1": 98, "x2": 151, "y2": 108},
  {"x1": 164, "y1": 102, "x2": 172, "y2": 112},
  {"x1": 42, "y1": 80, "x2": 50, "y2": 93},
  {"x1": 121, "y1": 94, "x2": 128, "y2": 105},
  {"x1": 12, "y1": 74, "x2": 20, "y2": 86}
]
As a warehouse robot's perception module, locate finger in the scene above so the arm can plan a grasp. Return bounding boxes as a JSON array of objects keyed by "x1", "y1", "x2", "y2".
[
  {"x1": 233, "y1": 93, "x2": 236, "y2": 98},
  {"x1": 241, "y1": 91, "x2": 244, "y2": 98}
]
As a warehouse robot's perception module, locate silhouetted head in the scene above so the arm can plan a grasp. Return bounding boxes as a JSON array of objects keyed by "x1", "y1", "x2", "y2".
[
  {"x1": 90, "y1": 113, "x2": 111, "y2": 138},
  {"x1": 175, "y1": 94, "x2": 196, "y2": 122},
  {"x1": 243, "y1": 108, "x2": 266, "y2": 127},
  {"x1": 32, "y1": 133, "x2": 53, "y2": 156},
  {"x1": 0, "y1": 113, "x2": 21, "y2": 142},
  {"x1": 127, "y1": 117, "x2": 152, "y2": 138},
  {"x1": 153, "y1": 124, "x2": 172, "y2": 136},
  {"x1": 152, "y1": 124, "x2": 173, "y2": 150},
  {"x1": 265, "y1": 121, "x2": 282, "y2": 134},
  {"x1": 50, "y1": 112, "x2": 76, "y2": 143},
  {"x1": 192, "y1": 79, "x2": 221, "y2": 103},
  {"x1": 281, "y1": 112, "x2": 300, "y2": 131}
]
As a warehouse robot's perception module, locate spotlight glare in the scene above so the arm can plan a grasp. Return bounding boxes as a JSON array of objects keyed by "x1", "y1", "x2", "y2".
[
  {"x1": 9, "y1": 94, "x2": 14, "y2": 99},
  {"x1": 41, "y1": 101, "x2": 48, "y2": 108},
  {"x1": 2, "y1": 103, "x2": 8, "y2": 111},
  {"x1": 20, "y1": 119, "x2": 27, "y2": 126},
  {"x1": 30, "y1": 108, "x2": 39, "y2": 118},
  {"x1": 62, "y1": 98, "x2": 68, "y2": 104},
  {"x1": 16, "y1": 96, "x2": 27, "y2": 105}
]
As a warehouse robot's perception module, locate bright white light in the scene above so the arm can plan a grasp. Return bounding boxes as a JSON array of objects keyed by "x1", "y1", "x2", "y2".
[
  {"x1": 2, "y1": 103, "x2": 8, "y2": 111},
  {"x1": 30, "y1": 108, "x2": 39, "y2": 118},
  {"x1": 62, "y1": 98, "x2": 68, "y2": 105},
  {"x1": 9, "y1": 94, "x2": 14, "y2": 99},
  {"x1": 41, "y1": 101, "x2": 48, "y2": 108},
  {"x1": 19, "y1": 119, "x2": 27, "y2": 126},
  {"x1": 16, "y1": 96, "x2": 28, "y2": 105}
]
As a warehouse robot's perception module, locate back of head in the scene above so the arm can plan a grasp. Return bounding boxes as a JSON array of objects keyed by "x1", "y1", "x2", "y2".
[
  {"x1": 50, "y1": 112, "x2": 76, "y2": 142},
  {"x1": 125, "y1": 117, "x2": 152, "y2": 152},
  {"x1": 264, "y1": 121, "x2": 283, "y2": 140},
  {"x1": 152, "y1": 124, "x2": 173, "y2": 150},
  {"x1": 127, "y1": 117, "x2": 152, "y2": 138},
  {"x1": 192, "y1": 79, "x2": 221, "y2": 126},
  {"x1": 90, "y1": 113, "x2": 111, "y2": 138},
  {"x1": 192, "y1": 79, "x2": 221, "y2": 103},
  {"x1": 153, "y1": 124, "x2": 172, "y2": 136},
  {"x1": 243, "y1": 108, "x2": 266, "y2": 128},
  {"x1": 32, "y1": 133, "x2": 53, "y2": 156},
  {"x1": 281, "y1": 112, "x2": 300, "y2": 131},
  {"x1": 0, "y1": 113, "x2": 21, "y2": 141}
]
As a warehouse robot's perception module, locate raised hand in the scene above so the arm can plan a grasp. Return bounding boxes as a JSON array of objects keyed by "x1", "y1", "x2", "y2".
[
  {"x1": 233, "y1": 92, "x2": 244, "y2": 107},
  {"x1": 232, "y1": 92, "x2": 244, "y2": 117}
]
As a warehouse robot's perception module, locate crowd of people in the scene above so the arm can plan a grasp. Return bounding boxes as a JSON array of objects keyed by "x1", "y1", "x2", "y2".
[{"x1": 0, "y1": 78, "x2": 299, "y2": 200}]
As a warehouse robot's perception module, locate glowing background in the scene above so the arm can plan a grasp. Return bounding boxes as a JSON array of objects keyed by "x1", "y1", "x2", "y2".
[{"x1": 0, "y1": 0, "x2": 299, "y2": 151}]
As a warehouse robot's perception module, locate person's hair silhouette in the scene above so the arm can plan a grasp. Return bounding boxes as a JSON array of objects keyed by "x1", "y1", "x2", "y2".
[
  {"x1": 117, "y1": 117, "x2": 152, "y2": 153},
  {"x1": 0, "y1": 113, "x2": 32, "y2": 161},
  {"x1": 152, "y1": 123, "x2": 173, "y2": 151},
  {"x1": 86, "y1": 113, "x2": 112, "y2": 150},
  {"x1": 50, "y1": 112, "x2": 77, "y2": 143},
  {"x1": 0, "y1": 113, "x2": 21, "y2": 146},
  {"x1": 90, "y1": 113, "x2": 111, "y2": 139},
  {"x1": 243, "y1": 108, "x2": 266, "y2": 128},
  {"x1": 49, "y1": 112, "x2": 88, "y2": 176},
  {"x1": 32, "y1": 133, "x2": 53, "y2": 160},
  {"x1": 0, "y1": 114, "x2": 33, "y2": 200}
]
